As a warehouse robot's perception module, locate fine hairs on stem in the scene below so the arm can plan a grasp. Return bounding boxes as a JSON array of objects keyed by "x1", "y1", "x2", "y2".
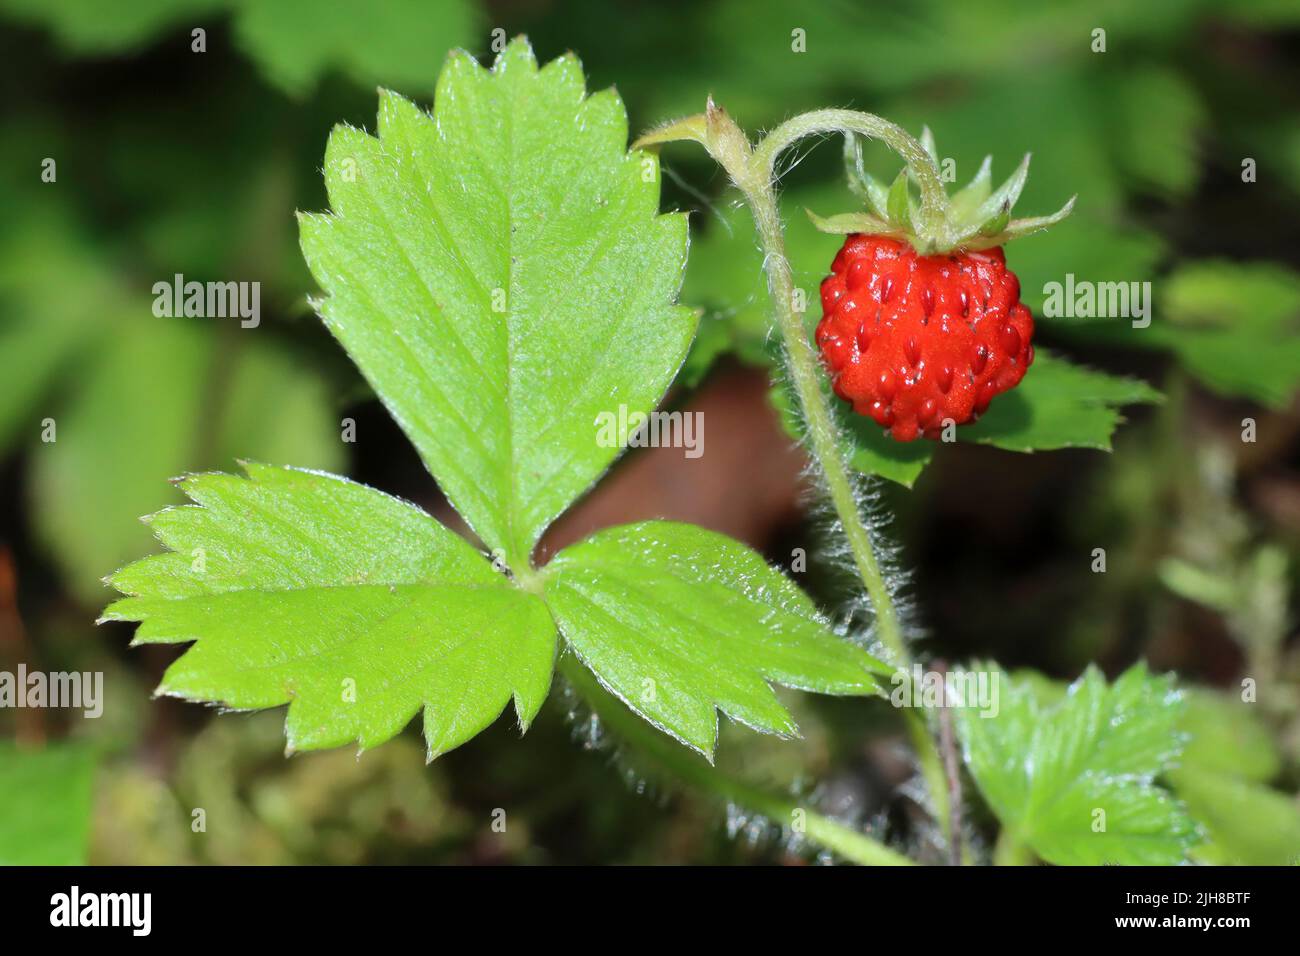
[
  {"x1": 558, "y1": 654, "x2": 915, "y2": 866},
  {"x1": 634, "y1": 102, "x2": 967, "y2": 862}
]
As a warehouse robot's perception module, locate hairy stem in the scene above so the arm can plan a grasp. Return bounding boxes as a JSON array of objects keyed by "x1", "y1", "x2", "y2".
[
  {"x1": 714, "y1": 108, "x2": 962, "y2": 858},
  {"x1": 906, "y1": 708, "x2": 955, "y2": 852},
  {"x1": 935, "y1": 661, "x2": 965, "y2": 865},
  {"x1": 559, "y1": 654, "x2": 914, "y2": 866},
  {"x1": 728, "y1": 129, "x2": 908, "y2": 662},
  {"x1": 636, "y1": 103, "x2": 969, "y2": 860}
]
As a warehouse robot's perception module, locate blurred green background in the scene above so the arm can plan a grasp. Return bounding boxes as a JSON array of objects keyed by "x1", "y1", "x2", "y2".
[{"x1": 1, "y1": 0, "x2": 1298, "y2": 864}]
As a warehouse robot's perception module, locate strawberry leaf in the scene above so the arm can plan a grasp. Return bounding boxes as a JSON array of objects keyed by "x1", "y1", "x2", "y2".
[
  {"x1": 962, "y1": 350, "x2": 1162, "y2": 451},
  {"x1": 0, "y1": 742, "x2": 96, "y2": 865},
  {"x1": 103, "y1": 463, "x2": 557, "y2": 758},
  {"x1": 957, "y1": 663, "x2": 1197, "y2": 866},
  {"x1": 543, "y1": 521, "x2": 888, "y2": 759},
  {"x1": 299, "y1": 39, "x2": 694, "y2": 568}
]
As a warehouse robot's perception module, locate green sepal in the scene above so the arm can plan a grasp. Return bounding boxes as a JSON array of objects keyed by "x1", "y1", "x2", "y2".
[
  {"x1": 886, "y1": 170, "x2": 914, "y2": 233},
  {"x1": 836, "y1": 132, "x2": 1071, "y2": 253}
]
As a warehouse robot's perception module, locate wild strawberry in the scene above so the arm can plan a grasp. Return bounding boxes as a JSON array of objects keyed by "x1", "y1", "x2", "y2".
[
  {"x1": 810, "y1": 129, "x2": 1074, "y2": 442},
  {"x1": 816, "y1": 236, "x2": 1033, "y2": 441}
]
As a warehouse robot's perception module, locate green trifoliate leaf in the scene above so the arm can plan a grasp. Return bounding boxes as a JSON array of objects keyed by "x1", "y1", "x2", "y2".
[
  {"x1": 988, "y1": 675, "x2": 1295, "y2": 865},
  {"x1": 299, "y1": 39, "x2": 694, "y2": 567},
  {"x1": 543, "y1": 521, "x2": 888, "y2": 759},
  {"x1": 0, "y1": 742, "x2": 96, "y2": 865},
  {"x1": 957, "y1": 663, "x2": 1197, "y2": 866},
  {"x1": 103, "y1": 463, "x2": 557, "y2": 758}
]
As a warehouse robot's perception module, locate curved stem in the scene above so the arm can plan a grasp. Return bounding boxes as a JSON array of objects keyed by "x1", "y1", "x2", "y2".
[
  {"x1": 728, "y1": 155, "x2": 907, "y2": 663},
  {"x1": 714, "y1": 108, "x2": 963, "y2": 859},
  {"x1": 637, "y1": 102, "x2": 969, "y2": 862},
  {"x1": 560, "y1": 655, "x2": 914, "y2": 866},
  {"x1": 749, "y1": 109, "x2": 948, "y2": 237}
]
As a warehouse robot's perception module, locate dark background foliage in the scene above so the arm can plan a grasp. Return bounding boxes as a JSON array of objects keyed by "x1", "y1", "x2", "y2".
[{"x1": 1, "y1": 0, "x2": 1297, "y2": 864}]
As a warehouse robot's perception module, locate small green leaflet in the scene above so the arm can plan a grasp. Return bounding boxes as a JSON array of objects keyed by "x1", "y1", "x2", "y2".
[
  {"x1": 103, "y1": 464, "x2": 557, "y2": 758},
  {"x1": 773, "y1": 350, "x2": 1160, "y2": 488},
  {"x1": 999, "y1": 677, "x2": 1299, "y2": 865},
  {"x1": 956, "y1": 663, "x2": 1197, "y2": 865},
  {"x1": 0, "y1": 742, "x2": 96, "y2": 865},
  {"x1": 544, "y1": 521, "x2": 888, "y2": 760},
  {"x1": 300, "y1": 38, "x2": 695, "y2": 568}
]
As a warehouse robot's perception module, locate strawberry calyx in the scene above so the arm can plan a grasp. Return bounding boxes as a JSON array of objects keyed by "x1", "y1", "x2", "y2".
[{"x1": 807, "y1": 129, "x2": 1076, "y2": 255}]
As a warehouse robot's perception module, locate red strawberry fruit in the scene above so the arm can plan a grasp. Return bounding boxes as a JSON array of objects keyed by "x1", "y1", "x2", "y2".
[{"x1": 812, "y1": 130, "x2": 1074, "y2": 442}]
